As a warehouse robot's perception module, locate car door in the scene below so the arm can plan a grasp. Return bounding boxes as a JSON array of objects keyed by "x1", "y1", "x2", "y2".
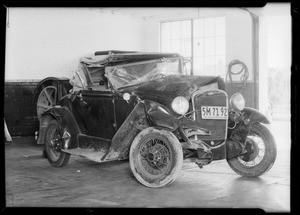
[
  {"x1": 78, "y1": 90, "x2": 116, "y2": 139},
  {"x1": 78, "y1": 90, "x2": 135, "y2": 139}
]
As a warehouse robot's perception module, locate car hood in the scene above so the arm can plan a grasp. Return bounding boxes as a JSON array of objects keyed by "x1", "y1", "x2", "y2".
[{"x1": 118, "y1": 75, "x2": 222, "y2": 102}]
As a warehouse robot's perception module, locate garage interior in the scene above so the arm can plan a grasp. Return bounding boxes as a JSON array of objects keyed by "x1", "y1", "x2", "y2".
[{"x1": 4, "y1": 4, "x2": 291, "y2": 212}]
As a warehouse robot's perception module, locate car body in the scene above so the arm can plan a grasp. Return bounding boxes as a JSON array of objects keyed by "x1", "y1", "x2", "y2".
[{"x1": 39, "y1": 50, "x2": 276, "y2": 188}]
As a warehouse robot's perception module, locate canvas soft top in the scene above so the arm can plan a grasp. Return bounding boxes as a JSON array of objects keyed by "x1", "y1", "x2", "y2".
[{"x1": 80, "y1": 50, "x2": 181, "y2": 66}]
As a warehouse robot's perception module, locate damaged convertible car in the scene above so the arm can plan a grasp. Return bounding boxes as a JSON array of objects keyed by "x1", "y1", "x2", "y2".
[{"x1": 37, "y1": 50, "x2": 277, "y2": 188}]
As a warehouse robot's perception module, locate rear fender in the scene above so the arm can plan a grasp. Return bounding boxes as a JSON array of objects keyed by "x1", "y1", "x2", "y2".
[
  {"x1": 33, "y1": 77, "x2": 71, "y2": 104},
  {"x1": 37, "y1": 114, "x2": 56, "y2": 145},
  {"x1": 38, "y1": 106, "x2": 80, "y2": 149}
]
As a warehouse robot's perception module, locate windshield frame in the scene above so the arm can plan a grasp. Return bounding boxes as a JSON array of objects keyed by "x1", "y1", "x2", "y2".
[{"x1": 104, "y1": 56, "x2": 183, "y2": 90}]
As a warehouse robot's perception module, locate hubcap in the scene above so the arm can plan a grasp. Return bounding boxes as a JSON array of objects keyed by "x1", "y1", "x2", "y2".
[
  {"x1": 138, "y1": 138, "x2": 171, "y2": 177},
  {"x1": 147, "y1": 153, "x2": 155, "y2": 162},
  {"x1": 241, "y1": 137, "x2": 259, "y2": 162},
  {"x1": 37, "y1": 86, "x2": 57, "y2": 120},
  {"x1": 238, "y1": 135, "x2": 265, "y2": 167},
  {"x1": 48, "y1": 128, "x2": 62, "y2": 159}
]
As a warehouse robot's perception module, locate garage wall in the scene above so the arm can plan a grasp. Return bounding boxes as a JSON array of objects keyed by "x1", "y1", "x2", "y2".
[
  {"x1": 141, "y1": 8, "x2": 255, "y2": 108},
  {"x1": 141, "y1": 8, "x2": 253, "y2": 79},
  {"x1": 3, "y1": 7, "x2": 256, "y2": 137},
  {"x1": 5, "y1": 7, "x2": 254, "y2": 81},
  {"x1": 5, "y1": 8, "x2": 145, "y2": 81},
  {"x1": 4, "y1": 8, "x2": 146, "y2": 136},
  {"x1": 5, "y1": 82, "x2": 40, "y2": 136}
]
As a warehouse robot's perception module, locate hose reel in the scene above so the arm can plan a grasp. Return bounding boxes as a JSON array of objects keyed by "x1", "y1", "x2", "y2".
[{"x1": 226, "y1": 59, "x2": 249, "y2": 92}]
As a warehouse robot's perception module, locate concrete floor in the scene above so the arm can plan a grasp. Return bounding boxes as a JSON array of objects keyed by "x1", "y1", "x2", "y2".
[{"x1": 4, "y1": 120, "x2": 290, "y2": 211}]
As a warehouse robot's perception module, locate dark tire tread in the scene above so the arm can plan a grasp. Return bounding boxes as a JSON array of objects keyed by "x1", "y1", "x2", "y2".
[
  {"x1": 227, "y1": 123, "x2": 277, "y2": 177},
  {"x1": 45, "y1": 120, "x2": 70, "y2": 167}
]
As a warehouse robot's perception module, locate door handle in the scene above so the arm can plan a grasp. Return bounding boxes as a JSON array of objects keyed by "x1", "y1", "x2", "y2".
[{"x1": 80, "y1": 98, "x2": 88, "y2": 106}]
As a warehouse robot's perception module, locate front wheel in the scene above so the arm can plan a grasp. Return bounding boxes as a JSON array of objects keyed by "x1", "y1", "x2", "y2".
[
  {"x1": 129, "y1": 127, "x2": 183, "y2": 188},
  {"x1": 45, "y1": 119, "x2": 70, "y2": 167},
  {"x1": 227, "y1": 123, "x2": 277, "y2": 177}
]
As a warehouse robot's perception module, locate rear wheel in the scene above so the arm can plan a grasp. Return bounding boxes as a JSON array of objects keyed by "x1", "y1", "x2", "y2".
[
  {"x1": 227, "y1": 123, "x2": 277, "y2": 177},
  {"x1": 129, "y1": 127, "x2": 183, "y2": 188},
  {"x1": 45, "y1": 119, "x2": 70, "y2": 167},
  {"x1": 37, "y1": 86, "x2": 57, "y2": 120}
]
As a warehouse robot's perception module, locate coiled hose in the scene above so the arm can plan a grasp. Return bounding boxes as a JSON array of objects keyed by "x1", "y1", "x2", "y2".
[{"x1": 226, "y1": 59, "x2": 249, "y2": 92}]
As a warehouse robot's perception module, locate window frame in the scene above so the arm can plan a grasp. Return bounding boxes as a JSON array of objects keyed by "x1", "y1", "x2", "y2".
[{"x1": 160, "y1": 16, "x2": 226, "y2": 76}]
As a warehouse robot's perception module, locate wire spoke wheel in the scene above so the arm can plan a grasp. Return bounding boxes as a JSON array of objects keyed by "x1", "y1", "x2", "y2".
[
  {"x1": 130, "y1": 127, "x2": 183, "y2": 188},
  {"x1": 138, "y1": 138, "x2": 172, "y2": 178},
  {"x1": 238, "y1": 135, "x2": 266, "y2": 167},
  {"x1": 45, "y1": 120, "x2": 70, "y2": 167},
  {"x1": 37, "y1": 86, "x2": 57, "y2": 120},
  {"x1": 47, "y1": 127, "x2": 62, "y2": 162},
  {"x1": 226, "y1": 123, "x2": 277, "y2": 177}
]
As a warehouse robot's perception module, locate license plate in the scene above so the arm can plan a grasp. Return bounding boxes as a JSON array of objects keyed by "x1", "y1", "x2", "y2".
[{"x1": 201, "y1": 106, "x2": 228, "y2": 120}]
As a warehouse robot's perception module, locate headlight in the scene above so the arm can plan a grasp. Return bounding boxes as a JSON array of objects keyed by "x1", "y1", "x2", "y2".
[
  {"x1": 122, "y1": 93, "x2": 131, "y2": 101},
  {"x1": 171, "y1": 96, "x2": 189, "y2": 115},
  {"x1": 230, "y1": 93, "x2": 245, "y2": 111}
]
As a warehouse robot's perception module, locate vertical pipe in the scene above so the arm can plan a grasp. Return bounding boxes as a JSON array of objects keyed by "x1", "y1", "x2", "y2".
[
  {"x1": 252, "y1": 15, "x2": 260, "y2": 110},
  {"x1": 191, "y1": 19, "x2": 194, "y2": 75},
  {"x1": 240, "y1": 8, "x2": 260, "y2": 109}
]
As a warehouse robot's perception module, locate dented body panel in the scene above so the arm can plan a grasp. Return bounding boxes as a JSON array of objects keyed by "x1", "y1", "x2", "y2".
[
  {"x1": 120, "y1": 75, "x2": 225, "y2": 115},
  {"x1": 39, "y1": 51, "x2": 277, "y2": 188},
  {"x1": 103, "y1": 102, "x2": 149, "y2": 161},
  {"x1": 143, "y1": 100, "x2": 178, "y2": 131},
  {"x1": 225, "y1": 107, "x2": 271, "y2": 159},
  {"x1": 40, "y1": 74, "x2": 229, "y2": 162},
  {"x1": 42, "y1": 105, "x2": 80, "y2": 149},
  {"x1": 40, "y1": 50, "x2": 271, "y2": 166}
]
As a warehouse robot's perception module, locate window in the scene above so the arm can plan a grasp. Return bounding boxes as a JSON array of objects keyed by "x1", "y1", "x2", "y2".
[
  {"x1": 161, "y1": 17, "x2": 226, "y2": 76},
  {"x1": 161, "y1": 20, "x2": 192, "y2": 73}
]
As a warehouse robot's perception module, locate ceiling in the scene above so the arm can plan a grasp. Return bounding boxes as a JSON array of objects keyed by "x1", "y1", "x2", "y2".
[
  {"x1": 111, "y1": 7, "x2": 196, "y2": 18},
  {"x1": 107, "y1": 4, "x2": 290, "y2": 19}
]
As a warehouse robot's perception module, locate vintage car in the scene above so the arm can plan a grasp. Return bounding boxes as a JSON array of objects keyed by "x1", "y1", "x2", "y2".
[{"x1": 37, "y1": 50, "x2": 277, "y2": 188}]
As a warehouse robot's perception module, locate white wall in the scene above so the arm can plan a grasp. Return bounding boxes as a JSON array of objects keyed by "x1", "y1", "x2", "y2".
[
  {"x1": 5, "y1": 7, "x2": 254, "y2": 81},
  {"x1": 226, "y1": 11, "x2": 253, "y2": 80},
  {"x1": 258, "y1": 6, "x2": 291, "y2": 113},
  {"x1": 5, "y1": 8, "x2": 145, "y2": 80},
  {"x1": 7, "y1": 7, "x2": 290, "y2": 113},
  {"x1": 267, "y1": 15, "x2": 291, "y2": 68},
  {"x1": 258, "y1": 16, "x2": 269, "y2": 113}
]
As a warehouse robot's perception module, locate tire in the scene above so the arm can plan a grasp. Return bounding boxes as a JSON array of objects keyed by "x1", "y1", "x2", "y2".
[
  {"x1": 45, "y1": 119, "x2": 70, "y2": 167},
  {"x1": 129, "y1": 127, "x2": 183, "y2": 188},
  {"x1": 36, "y1": 86, "x2": 58, "y2": 120},
  {"x1": 227, "y1": 123, "x2": 277, "y2": 177}
]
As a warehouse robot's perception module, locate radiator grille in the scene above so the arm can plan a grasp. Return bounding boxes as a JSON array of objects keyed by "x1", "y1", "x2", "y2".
[{"x1": 192, "y1": 89, "x2": 228, "y2": 141}]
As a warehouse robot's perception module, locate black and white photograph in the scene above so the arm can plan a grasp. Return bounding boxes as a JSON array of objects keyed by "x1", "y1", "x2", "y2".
[{"x1": 3, "y1": 3, "x2": 292, "y2": 212}]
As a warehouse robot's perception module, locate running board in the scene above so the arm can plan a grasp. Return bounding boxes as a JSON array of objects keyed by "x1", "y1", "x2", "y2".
[
  {"x1": 62, "y1": 148, "x2": 111, "y2": 163},
  {"x1": 62, "y1": 134, "x2": 113, "y2": 163}
]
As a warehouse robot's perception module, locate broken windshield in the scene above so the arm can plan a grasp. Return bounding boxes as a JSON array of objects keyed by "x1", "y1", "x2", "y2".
[{"x1": 105, "y1": 57, "x2": 182, "y2": 89}]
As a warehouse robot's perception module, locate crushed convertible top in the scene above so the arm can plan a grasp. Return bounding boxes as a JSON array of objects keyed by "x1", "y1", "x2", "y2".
[{"x1": 80, "y1": 50, "x2": 181, "y2": 67}]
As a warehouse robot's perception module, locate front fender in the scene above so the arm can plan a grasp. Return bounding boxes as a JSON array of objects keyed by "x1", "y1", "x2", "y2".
[
  {"x1": 102, "y1": 102, "x2": 149, "y2": 161},
  {"x1": 226, "y1": 107, "x2": 269, "y2": 159},
  {"x1": 38, "y1": 106, "x2": 80, "y2": 149},
  {"x1": 144, "y1": 100, "x2": 178, "y2": 131},
  {"x1": 242, "y1": 107, "x2": 270, "y2": 124}
]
